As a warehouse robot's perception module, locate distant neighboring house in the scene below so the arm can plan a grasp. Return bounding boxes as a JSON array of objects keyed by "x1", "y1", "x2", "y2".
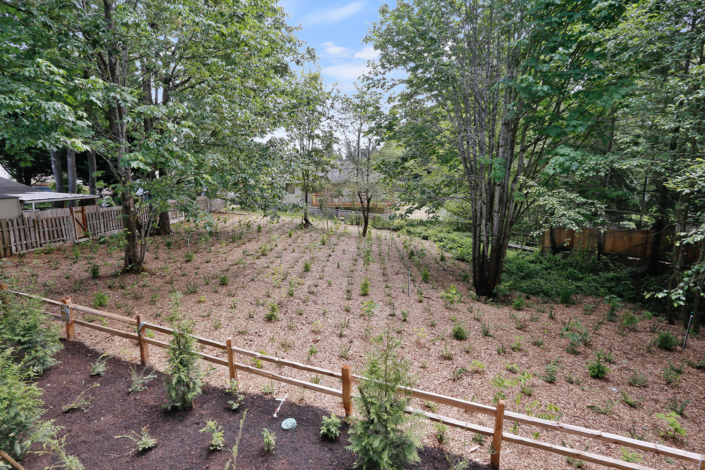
[
  {"x1": 0, "y1": 177, "x2": 98, "y2": 217},
  {"x1": 281, "y1": 168, "x2": 390, "y2": 215},
  {"x1": 282, "y1": 183, "x2": 312, "y2": 205}
]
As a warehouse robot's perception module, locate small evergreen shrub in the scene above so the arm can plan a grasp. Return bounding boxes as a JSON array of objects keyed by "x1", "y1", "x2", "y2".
[
  {"x1": 0, "y1": 349, "x2": 48, "y2": 462},
  {"x1": 163, "y1": 318, "x2": 203, "y2": 410},
  {"x1": 656, "y1": 332, "x2": 678, "y2": 351},
  {"x1": 262, "y1": 428, "x2": 276, "y2": 453},
  {"x1": 347, "y1": 332, "x2": 421, "y2": 469},
  {"x1": 586, "y1": 354, "x2": 610, "y2": 379},
  {"x1": 360, "y1": 277, "x2": 370, "y2": 296},
  {"x1": 0, "y1": 298, "x2": 62, "y2": 375},
  {"x1": 452, "y1": 323, "x2": 468, "y2": 340}
]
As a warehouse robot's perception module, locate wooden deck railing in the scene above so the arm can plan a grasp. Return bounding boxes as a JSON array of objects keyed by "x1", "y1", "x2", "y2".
[{"x1": 3, "y1": 288, "x2": 704, "y2": 470}]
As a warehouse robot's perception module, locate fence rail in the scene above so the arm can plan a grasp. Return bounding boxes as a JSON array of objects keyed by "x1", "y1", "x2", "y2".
[
  {"x1": 307, "y1": 206, "x2": 391, "y2": 220},
  {"x1": 0, "y1": 202, "x2": 187, "y2": 258},
  {"x1": 3, "y1": 288, "x2": 704, "y2": 470}
]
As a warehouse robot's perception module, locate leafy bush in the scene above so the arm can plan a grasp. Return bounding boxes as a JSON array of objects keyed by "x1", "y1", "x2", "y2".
[
  {"x1": 0, "y1": 298, "x2": 62, "y2": 375},
  {"x1": 200, "y1": 420, "x2": 225, "y2": 450},
  {"x1": 163, "y1": 318, "x2": 203, "y2": 410},
  {"x1": 0, "y1": 349, "x2": 48, "y2": 462},
  {"x1": 347, "y1": 332, "x2": 421, "y2": 469},
  {"x1": 421, "y1": 268, "x2": 430, "y2": 283},
  {"x1": 656, "y1": 331, "x2": 679, "y2": 351},
  {"x1": 320, "y1": 413, "x2": 342, "y2": 440}
]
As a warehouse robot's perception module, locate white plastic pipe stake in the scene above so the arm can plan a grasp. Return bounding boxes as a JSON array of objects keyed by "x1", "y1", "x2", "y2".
[{"x1": 274, "y1": 393, "x2": 288, "y2": 418}]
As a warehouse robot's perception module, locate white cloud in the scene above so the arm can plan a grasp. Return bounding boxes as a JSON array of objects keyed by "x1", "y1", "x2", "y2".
[
  {"x1": 321, "y1": 63, "x2": 369, "y2": 81},
  {"x1": 354, "y1": 46, "x2": 379, "y2": 60},
  {"x1": 303, "y1": 2, "x2": 365, "y2": 25},
  {"x1": 321, "y1": 42, "x2": 351, "y2": 57}
]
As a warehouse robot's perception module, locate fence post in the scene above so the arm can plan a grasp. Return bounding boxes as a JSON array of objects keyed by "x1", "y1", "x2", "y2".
[
  {"x1": 226, "y1": 337, "x2": 237, "y2": 382},
  {"x1": 61, "y1": 296, "x2": 76, "y2": 341},
  {"x1": 136, "y1": 314, "x2": 149, "y2": 366},
  {"x1": 342, "y1": 365, "x2": 352, "y2": 417},
  {"x1": 490, "y1": 399, "x2": 505, "y2": 468}
]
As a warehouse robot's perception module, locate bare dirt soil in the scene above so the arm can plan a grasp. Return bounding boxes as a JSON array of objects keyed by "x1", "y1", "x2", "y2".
[
  {"x1": 6, "y1": 211, "x2": 705, "y2": 469},
  {"x1": 23, "y1": 340, "x2": 465, "y2": 470}
]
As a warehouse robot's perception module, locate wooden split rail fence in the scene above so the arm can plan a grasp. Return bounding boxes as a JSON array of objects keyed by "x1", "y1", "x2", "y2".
[{"x1": 3, "y1": 288, "x2": 704, "y2": 470}]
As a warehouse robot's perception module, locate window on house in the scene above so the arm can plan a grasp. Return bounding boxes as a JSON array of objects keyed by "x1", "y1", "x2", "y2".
[{"x1": 286, "y1": 184, "x2": 296, "y2": 194}]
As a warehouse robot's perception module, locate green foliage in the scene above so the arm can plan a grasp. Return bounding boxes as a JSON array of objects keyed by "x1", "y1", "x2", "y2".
[
  {"x1": 586, "y1": 354, "x2": 610, "y2": 379},
  {"x1": 115, "y1": 427, "x2": 157, "y2": 452},
  {"x1": 0, "y1": 298, "x2": 62, "y2": 375},
  {"x1": 360, "y1": 277, "x2": 370, "y2": 296},
  {"x1": 129, "y1": 367, "x2": 157, "y2": 394},
  {"x1": 441, "y1": 284, "x2": 461, "y2": 306},
  {"x1": 666, "y1": 397, "x2": 691, "y2": 416},
  {"x1": 262, "y1": 428, "x2": 276, "y2": 454},
  {"x1": 620, "y1": 391, "x2": 640, "y2": 408},
  {"x1": 347, "y1": 332, "x2": 421, "y2": 469},
  {"x1": 542, "y1": 364, "x2": 558, "y2": 383},
  {"x1": 451, "y1": 322, "x2": 468, "y2": 340},
  {"x1": 320, "y1": 413, "x2": 342, "y2": 441},
  {"x1": 655, "y1": 412, "x2": 686, "y2": 438},
  {"x1": 163, "y1": 319, "x2": 203, "y2": 411},
  {"x1": 587, "y1": 398, "x2": 616, "y2": 415},
  {"x1": 200, "y1": 420, "x2": 225, "y2": 451},
  {"x1": 90, "y1": 354, "x2": 110, "y2": 377},
  {"x1": 628, "y1": 371, "x2": 649, "y2": 388},
  {"x1": 620, "y1": 448, "x2": 643, "y2": 463},
  {"x1": 265, "y1": 303, "x2": 280, "y2": 322},
  {"x1": 0, "y1": 348, "x2": 49, "y2": 461},
  {"x1": 655, "y1": 332, "x2": 679, "y2": 351},
  {"x1": 421, "y1": 268, "x2": 430, "y2": 283}
]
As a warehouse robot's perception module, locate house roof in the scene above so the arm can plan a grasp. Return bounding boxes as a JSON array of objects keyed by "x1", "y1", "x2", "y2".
[
  {"x1": 0, "y1": 177, "x2": 35, "y2": 194},
  {"x1": 0, "y1": 177, "x2": 98, "y2": 204}
]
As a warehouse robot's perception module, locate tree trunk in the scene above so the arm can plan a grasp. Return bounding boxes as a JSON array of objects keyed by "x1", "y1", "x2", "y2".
[
  {"x1": 647, "y1": 181, "x2": 669, "y2": 276},
  {"x1": 693, "y1": 286, "x2": 701, "y2": 334},
  {"x1": 87, "y1": 148, "x2": 97, "y2": 195},
  {"x1": 549, "y1": 227, "x2": 559, "y2": 255},
  {"x1": 157, "y1": 210, "x2": 172, "y2": 235},
  {"x1": 122, "y1": 189, "x2": 140, "y2": 272},
  {"x1": 66, "y1": 148, "x2": 78, "y2": 207},
  {"x1": 50, "y1": 148, "x2": 64, "y2": 208}
]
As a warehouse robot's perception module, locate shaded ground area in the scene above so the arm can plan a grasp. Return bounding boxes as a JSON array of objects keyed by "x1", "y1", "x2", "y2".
[{"x1": 23, "y1": 340, "x2": 487, "y2": 470}]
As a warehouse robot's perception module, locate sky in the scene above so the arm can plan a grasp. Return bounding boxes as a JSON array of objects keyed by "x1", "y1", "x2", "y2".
[{"x1": 278, "y1": 0, "x2": 387, "y2": 92}]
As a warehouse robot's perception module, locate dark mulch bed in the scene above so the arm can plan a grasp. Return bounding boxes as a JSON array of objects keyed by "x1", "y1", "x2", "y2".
[{"x1": 23, "y1": 340, "x2": 489, "y2": 470}]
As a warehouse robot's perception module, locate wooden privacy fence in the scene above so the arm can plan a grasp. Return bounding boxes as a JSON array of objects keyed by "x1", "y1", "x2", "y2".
[
  {"x1": 541, "y1": 227, "x2": 701, "y2": 264},
  {"x1": 3, "y1": 288, "x2": 704, "y2": 470},
  {"x1": 0, "y1": 203, "x2": 186, "y2": 258}
]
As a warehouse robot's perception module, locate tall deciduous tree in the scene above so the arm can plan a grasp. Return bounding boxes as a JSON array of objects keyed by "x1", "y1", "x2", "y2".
[
  {"x1": 285, "y1": 71, "x2": 336, "y2": 226},
  {"x1": 366, "y1": 0, "x2": 630, "y2": 296}
]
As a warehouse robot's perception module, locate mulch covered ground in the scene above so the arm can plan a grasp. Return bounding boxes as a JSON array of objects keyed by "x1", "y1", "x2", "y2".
[
  {"x1": 7, "y1": 212, "x2": 705, "y2": 469},
  {"x1": 23, "y1": 340, "x2": 483, "y2": 470}
]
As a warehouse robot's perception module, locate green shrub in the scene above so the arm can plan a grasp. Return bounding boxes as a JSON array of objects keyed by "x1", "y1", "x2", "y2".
[
  {"x1": 0, "y1": 299, "x2": 62, "y2": 375},
  {"x1": 0, "y1": 349, "x2": 48, "y2": 462},
  {"x1": 421, "y1": 268, "x2": 430, "y2": 283},
  {"x1": 303, "y1": 261, "x2": 311, "y2": 273},
  {"x1": 200, "y1": 420, "x2": 225, "y2": 450},
  {"x1": 163, "y1": 318, "x2": 203, "y2": 410},
  {"x1": 262, "y1": 428, "x2": 275, "y2": 453},
  {"x1": 93, "y1": 292, "x2": 108, "y2": 308},
  {"x1": 586, "y1": 354, "x2": 610, "y2": 379},
  {"x1": 347, "y1": 332, "x2": 421, "y2": 469},
  {"x1": 360, "y1": 277, "x2": 370, "y2": 296},
  {"x1": 265, "y1": 303, "x2": 280, "y2": 322},
  {"x1": 320, "y1": 413, "x2": 342, "y2": 440},
  {"x1": 218, "y1": 275, "x2": 230, "y2": 286},
  {"x1": 656, "y1": 331, "x2": 679, "y2": 351},
  {"x1": 452, "y1": 323, "x2": 468, "y2": 340}
]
